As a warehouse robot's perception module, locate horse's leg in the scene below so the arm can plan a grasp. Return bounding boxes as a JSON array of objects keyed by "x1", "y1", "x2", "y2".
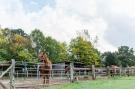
[
  {"x1": 46, "y1": 70, "x2": 51, "y2": 86},
  {"x1": 43, "y1": 75, "x2": 49, "y2": 87},
  {"x1": 45, "y1": 75, "x2": 50, "y2": 87},
  {"x1": 45, "y1": 76, "x2": 47, "y2": 85},
  {"x1": 47, "y1": 75, "x2": 49, "y2": 84},
  {"x1": 43, "y1": 76, "x2": 45, "y2": 84}
]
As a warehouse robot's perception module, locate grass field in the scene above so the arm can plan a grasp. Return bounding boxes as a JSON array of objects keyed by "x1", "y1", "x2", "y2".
[{"x1": 46, "y1": 77, "x2": 135, "y2": 89}]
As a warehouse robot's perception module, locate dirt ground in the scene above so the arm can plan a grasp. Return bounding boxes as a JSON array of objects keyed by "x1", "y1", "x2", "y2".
[{"x1": 1, "y1": 78, "x2": 70, "y2": 89}]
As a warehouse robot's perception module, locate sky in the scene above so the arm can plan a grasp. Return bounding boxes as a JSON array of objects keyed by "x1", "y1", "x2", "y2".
[{"x1": 0, "y1": 0, "x2": 135, "y2": 52}]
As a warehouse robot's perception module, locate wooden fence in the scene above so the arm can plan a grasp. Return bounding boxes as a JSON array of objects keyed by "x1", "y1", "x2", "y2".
[
  {"x1": 0, "y1": 59, "x2": 15, "y2": 89},
  {"x1": 1, "y1": 60, "x2": 135, "y2": 89}
]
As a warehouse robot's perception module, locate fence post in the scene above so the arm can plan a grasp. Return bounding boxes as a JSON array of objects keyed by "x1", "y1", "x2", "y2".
[
  {"x1": 107, "y1": 66, "x2": 110, "y2": 77},
  {"x1": 119, "y1": 65, "x2": 122, "y2": 76},
  {"x1": 70, "y1": 63, "x2": 74, "y2": 82},
  {"x1": 10, "y1": 59, "x2": 15, "y2": 89},
  {"x1": 37, "y1": 64, "x2": 40, "y2": 79},
  {"x1": 127, "y1": 66, "x2": 130, "y2": 76},
  {"x1": 0, "y1": 81, "x2": 8, "y2": 89},
  {"x1": 92, "y1": 65, "x2": 96, "y2": 80}
]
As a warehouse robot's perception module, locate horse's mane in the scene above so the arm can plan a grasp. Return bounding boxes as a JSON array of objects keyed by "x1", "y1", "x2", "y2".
[
  {"x1": 43, "y1": 53, "x2": 51, "y2": 65},
  {"x1": 39, "y1": 52, "x2": 51, "y2": 65}
]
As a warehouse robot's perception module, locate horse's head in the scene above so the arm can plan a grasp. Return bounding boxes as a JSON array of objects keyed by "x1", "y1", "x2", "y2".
[
  {"x1": 38, "y1": 52, "x2": 45, "y2": 62},
  {"x1": 38, "y1": 51, "x2": 49, "y2": 63}
]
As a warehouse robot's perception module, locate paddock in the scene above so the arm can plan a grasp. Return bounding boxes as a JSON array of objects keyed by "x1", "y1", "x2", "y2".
[
  {"x1": 46, "y1": 76, "x2": 135, "y2": 89},
  {"x1": 1, "y1": 60, "x2": 135, "y2": 89}
]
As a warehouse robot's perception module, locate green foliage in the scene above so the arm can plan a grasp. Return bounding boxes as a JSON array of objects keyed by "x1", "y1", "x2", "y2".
[
  {"x1": 1, "y1": 28, "x2": 101, "y2": 65},
  {"x1": 101, "y1": 52, "x2": 120, "y2": 66},
  {"x1": 0, "y1": 28, "x2": 34, "y2": 62},
  {"x1": 1, "y1": 27, "x2": 135, "y2": 68},
  {"x1": 44, "y1": 36, "x2": 60, "y2": 62},
  {"x1": 0, "y1": 49, "x2": 11, "y2": 61},
  {"x1": 17, "y1": 50, "x2": 33, "y2": 61},
  {"x1": 42, "y1": 36, "x2": 68, "y2": 63},
  {"x1": 30, "y1": 29, "x2": 46, "y2": 53},
  {"x1": 30, "y1": 30, "x2": 68, "y2": 63},
  {"x1": 102, "y1": 46, "x2": 135, "y2": 67},
  {"x1": 117, "y1": 46, "x2": 135, "y2": 67},
  {"x1": 58, "y1": 42, "x2": 69, "y2": 61},
  {"x1": 69, "y1": 36, "x2": 100, "y2": 66}
]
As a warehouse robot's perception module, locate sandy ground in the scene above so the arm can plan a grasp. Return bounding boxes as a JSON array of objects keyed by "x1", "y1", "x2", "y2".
[{"x1": 1, "y1": 77, "x2": 70, "y2": 89}]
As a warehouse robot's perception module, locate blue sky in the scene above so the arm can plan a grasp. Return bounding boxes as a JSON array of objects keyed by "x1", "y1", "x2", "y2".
[
  {"x1": 21, "y1": 0, "x2": 55, "y2": 13},
  {"x1": 0, "y1": 0, "x2": 135, "y2": 52}
]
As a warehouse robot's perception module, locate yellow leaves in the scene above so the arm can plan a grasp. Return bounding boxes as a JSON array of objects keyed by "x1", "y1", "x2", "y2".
[
  {"x1": 18, "y1": 50, "x2": 32, "y2": 61},
  {"x1": 0, "y1": 38, "x2": 7, "y2": 44},
  {"x1": 0, "y1": 35, "x2": 8, "y2": 46},
  {"x1": 14, "y1": 34, "x2": 25, "y2": 44},
  {"x1": 11, "y1": 34, "x2": 30, "y2": 47},
  {"x1": 0, "y1": 30, "x2": 2, "y2": 35},
  {"x1": 9, "y1": 34, "x2": 31, "y2": 55},
  {"x1": 69, "y1": 36, "x2": 100, "y2": 65}
]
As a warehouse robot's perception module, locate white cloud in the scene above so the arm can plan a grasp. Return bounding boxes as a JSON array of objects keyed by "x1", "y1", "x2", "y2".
[
  {"x1": 96, "y1": 0, "x2": 135, "y2": 51},
  {"x1": 111, "y1": 0, "x2": 135, "y2": 17},
  {"x1": 0, "y1": 0, "x2": 123, "y2": 52},
  {"x1": 0, "y1": 0, "x2": 33, "y2": 33}
]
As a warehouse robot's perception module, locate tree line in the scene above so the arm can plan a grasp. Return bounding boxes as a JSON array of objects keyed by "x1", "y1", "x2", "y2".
[
  {"x1": 0, "y1": 28, "x2": 135, "y2": 67},
  {"x1": 102, "y1": 46, "x2": 135, "y2": 67}
]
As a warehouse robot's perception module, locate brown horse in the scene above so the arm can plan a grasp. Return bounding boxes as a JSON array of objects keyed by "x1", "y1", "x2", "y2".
[{"x1": 38, "y1": 52, "x2": 52, "y2": 85}]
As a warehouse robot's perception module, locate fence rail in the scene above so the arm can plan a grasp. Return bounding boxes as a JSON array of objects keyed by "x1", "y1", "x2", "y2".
[
  {"x1": 2, "y1": 60, "x2": 135, "y2": 89},
  {"x1": 0, "y1": 59, "x2": 15, "y2": 89}
]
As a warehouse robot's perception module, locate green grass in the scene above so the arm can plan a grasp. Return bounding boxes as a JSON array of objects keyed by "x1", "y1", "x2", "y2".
[{"x1": 46, "y1": 77, "x2": 135, "y2": 89}]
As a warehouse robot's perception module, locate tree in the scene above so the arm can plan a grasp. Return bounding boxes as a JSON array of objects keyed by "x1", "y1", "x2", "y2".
[
  {"x1": 30, "y1": 29, "x2": 69, "y2": 63},
  {"x1": 11, "y1": 28, "x2": 28, "y2": 37},
  {"x1": 30, "y1": 29, "x2": 46, "y2": 55},
  {"x1": 77, "y1": 29, "x2": 99, "y2": 48},
  {"x1": 58, "y1": 42, "x2": 69, "y2": 61},
  {"x1": 44, "y1": 36, "x2": 60, "y2": 63},
  {"x1": 0, "y1": 28, "x2": 12, "y2": 61},
  {"x1": 0, "y1": 28, "x2": 33, "y2": 61},
  {"x1": 69, "y1": 36, "x2": 100, "y2": 66},
  {"x1": 117, "y1": 46, "x2": 135, "y2": 67},
  {"x1": 101, "y1": 52, "x2": 119, "y2": 66},
  {"x1": 9, "y1": 29, "x2": 33, "y2": 61},
  {"x1": 44, "y1": 37, "x2": 68, "y2": 63},
  {"x1": 101, "y1": 46, "x2": 135, "y2": 67}
]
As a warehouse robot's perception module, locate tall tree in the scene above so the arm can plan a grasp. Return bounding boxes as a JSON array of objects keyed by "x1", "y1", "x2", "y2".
[
  {"x1": 69, "y1": 36, "x2": 100, "y2": 66},
  {"x1": 101, "y1": 52, "x2": 119, "y2": 66},
  {"x1": 102, "y1": 46, "x2": 135, "y2": 67},
  {"x1": 58, "y1": 42, "x2": 69, "y2": 61},
  {"x1": 117, "y1": 46, "x2": 135, "y2": 67},
  {"x1": 44, "y1": 36, "x2": 68, "y2": 63},
  {"x1": 30, "y1": 29, "x2": 69, "y2": 63},
  {"x1": 0, "y1": 28, "x2": 12, "y2": 60},
  {"x1": 0, "y1": 28, "x2": 33, "y2": 61},
  {"x1": 30, "y1": 29, "x2": 46, "y2": 55}
]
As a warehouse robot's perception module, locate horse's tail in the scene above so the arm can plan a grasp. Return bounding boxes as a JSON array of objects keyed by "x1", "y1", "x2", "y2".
[{"x1": 65, "y1": 66, "x2": 70, "y2": 74}]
